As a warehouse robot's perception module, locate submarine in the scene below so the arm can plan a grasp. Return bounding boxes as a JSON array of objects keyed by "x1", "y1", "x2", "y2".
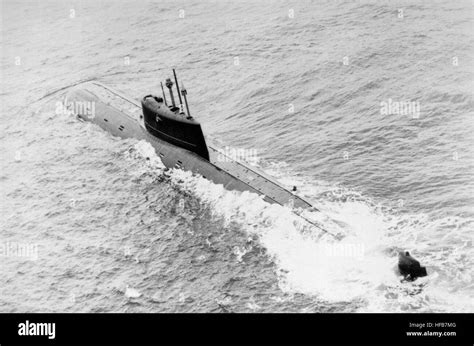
[
  {"x1": 63, "y1": 70, "x2": 339, "y2": 238},
  {"x1": 63, "y1": 70, "x2": 431, "y2": 273}
]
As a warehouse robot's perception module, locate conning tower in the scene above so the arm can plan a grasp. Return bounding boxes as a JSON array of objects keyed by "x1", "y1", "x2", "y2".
[{"x1": 141, "y1": 69, "x2": 209, "y2": 160}]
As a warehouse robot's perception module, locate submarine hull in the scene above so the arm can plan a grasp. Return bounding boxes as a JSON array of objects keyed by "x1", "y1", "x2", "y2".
[{"x1": 64, "y1": 81, "x2": 315, "y2": 210}]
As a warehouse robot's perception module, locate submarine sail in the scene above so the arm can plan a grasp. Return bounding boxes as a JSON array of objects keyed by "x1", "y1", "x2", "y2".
[{"x1": 141, "y1": 95, "x2": 209, "y2": 160}]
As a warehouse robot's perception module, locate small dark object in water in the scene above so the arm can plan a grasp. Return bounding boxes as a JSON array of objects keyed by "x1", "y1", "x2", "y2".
[{"x1": 398, "y1": 251, "x2": 427, "y2": 280}]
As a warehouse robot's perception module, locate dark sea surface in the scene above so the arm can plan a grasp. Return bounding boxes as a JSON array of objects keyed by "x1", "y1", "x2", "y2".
[{"x1": 1, "y1": 0, "x2": 473, "y2": 312}]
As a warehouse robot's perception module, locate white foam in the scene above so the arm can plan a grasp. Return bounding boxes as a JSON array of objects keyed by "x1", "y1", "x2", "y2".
[{"x1": 127, "y1": 141, "x2": 474, "y2": 311}]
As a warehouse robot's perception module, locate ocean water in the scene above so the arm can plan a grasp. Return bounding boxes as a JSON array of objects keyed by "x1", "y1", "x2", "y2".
[{"x1": 1, "y1": 0, "x2": 473, "y2": 312}]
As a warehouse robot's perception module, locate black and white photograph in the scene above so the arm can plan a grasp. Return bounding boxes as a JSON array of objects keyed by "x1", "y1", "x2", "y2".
[{"x1": 1, "y1": 0, "x2": 473, "y2": 344}]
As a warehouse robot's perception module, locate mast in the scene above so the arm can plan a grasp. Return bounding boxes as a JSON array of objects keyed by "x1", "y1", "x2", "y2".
[
  {"x1": 181, "y1": 83, "x2": 191, "y2": 118},
  {"x1": 165, "y1": 78, "x2": 176, "y2": 108},
  {"x1": 173, "y1": 69, "x2": 184, "y2": 113},
  {"x1": 160, "y1": 82, "x2": 168, "y2": 106}
]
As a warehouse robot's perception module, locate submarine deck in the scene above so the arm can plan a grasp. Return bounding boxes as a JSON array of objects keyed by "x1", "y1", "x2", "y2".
[{"x1": 68, "y1": 81, "x2": 315, "y2": 210}]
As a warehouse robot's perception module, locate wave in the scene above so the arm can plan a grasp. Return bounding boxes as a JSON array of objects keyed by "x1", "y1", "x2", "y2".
[{"x1": 126, "y1": 140, "x2": 473, "y2": 312}]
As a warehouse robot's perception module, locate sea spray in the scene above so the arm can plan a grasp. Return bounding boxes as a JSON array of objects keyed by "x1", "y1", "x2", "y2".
[{"x1": 128, "y1": 140, "x2": 473, "y2": 311}]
